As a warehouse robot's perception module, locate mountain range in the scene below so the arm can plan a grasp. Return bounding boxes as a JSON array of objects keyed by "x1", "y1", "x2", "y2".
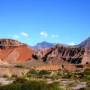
[
  {"x1": 0, "y1": 37, "x2": 90, "y2": 66},
  {"x1": 33, "y1": 37, "x2": 90, "y2": 49}
]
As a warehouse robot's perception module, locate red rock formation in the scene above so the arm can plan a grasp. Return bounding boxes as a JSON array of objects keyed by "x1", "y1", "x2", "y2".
[
  {"x1": 33, "y1": 44, "x2": 90, "y2": 65},
  {"x1": 32, "y1": 48, "x2": 49, "y2": 59},
  {"x1": 33, "y1": 64, "x2": 62, "y2": 71},
  {"x1": 0, "y1": 39, "x2": 32, "y2": 64},
  {"x1": 0, "y1": 39, "x2": 22, "y2": 47}
]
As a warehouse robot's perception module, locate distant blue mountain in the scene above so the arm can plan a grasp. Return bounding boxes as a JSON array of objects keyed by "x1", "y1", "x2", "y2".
[
  {"x1": 32, "y1": 37, "x2": 90, "y2": 49},
  {"x1": 33, "y1": 41, "x2": 55, "y2": 48}
]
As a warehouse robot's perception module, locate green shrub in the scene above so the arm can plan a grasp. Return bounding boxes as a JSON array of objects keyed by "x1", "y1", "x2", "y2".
[
  {"x1": 14, "y1": 64, "x2": 25, "y2": 68},
  {"x1": 81, "y1": 69, "x2": 90, "y2": 80},
  {"x1": 84, "y1": 69, "x2": 90, "y2": 75},
  {"x1": 61, "y1": 72, "x2": 73, "y2": 79},
  {"x1": 27, "y1": 69, "x2": 38, "y2": 76},
  {"x1": 2, "y1": 75, "x2": 9, "y2": 78},
  {"x1": 38, "y1": 70, "x2": 51, "y2": 76},
  {"x1": 11, "y1": 75, "x2": 18, "y2": 78}
]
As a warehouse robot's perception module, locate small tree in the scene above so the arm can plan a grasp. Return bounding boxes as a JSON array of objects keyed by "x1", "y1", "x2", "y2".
[
  {"x1": 30, "y1": 69, "x2": 38, "y2": 75},
  {"x1": 38, "y1": 70, "x2": 51, "y2": 76},
  {"x1": 26, "y1": 69, "x2": 38, "y2": 78}
]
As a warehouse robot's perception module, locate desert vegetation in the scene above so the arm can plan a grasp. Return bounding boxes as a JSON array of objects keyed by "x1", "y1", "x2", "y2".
[
  {"x1": 0, "y1": 79, "x2": 62, "y2": 90},
  {"x1": 0, "y1": 68, "x2": 90, "y2": 90},
  {"x1": 14, "y1": 64, "x2": 25, "y2": 68}
]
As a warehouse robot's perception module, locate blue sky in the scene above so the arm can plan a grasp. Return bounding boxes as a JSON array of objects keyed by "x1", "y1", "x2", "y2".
[{"x1": 0, "y1": 0, "x2": 90, "y2": 45}]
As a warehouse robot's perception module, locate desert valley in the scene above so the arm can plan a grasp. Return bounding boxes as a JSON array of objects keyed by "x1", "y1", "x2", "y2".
[
  {"x1": 0, "y1": 0, "x2": 90, "y2": 89},
  {"x1": 0, "y1": 38, "x2": 90, "y2": 90}
]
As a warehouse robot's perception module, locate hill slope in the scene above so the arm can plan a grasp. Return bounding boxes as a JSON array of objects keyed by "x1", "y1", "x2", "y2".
[
  {"x1": 0, "y1": 39, "x2": 32, "y2": 65},
  {"x1": 78, "y1": 37, "x2": 90, "y2": 49}
]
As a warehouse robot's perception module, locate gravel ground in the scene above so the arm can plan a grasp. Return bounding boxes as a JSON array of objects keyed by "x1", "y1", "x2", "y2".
[{"x1": 0, "y1": 77, "x2": 13, "y2": 85}]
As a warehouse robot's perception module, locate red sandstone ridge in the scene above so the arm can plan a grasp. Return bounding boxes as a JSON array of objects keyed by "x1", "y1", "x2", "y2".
[
  {"x1": 0, "y1": 39, "x2": 22, "y2": 46},
  {"x1": 32, "y1": 44, "x2": 90, "y2": 65},
  {"x1": 0, "y1": 39, "x2": 32, "y2": 64}
]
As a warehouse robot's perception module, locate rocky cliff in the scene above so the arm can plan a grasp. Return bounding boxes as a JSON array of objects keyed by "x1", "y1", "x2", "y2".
[
  {"x1": 33, "y1": 45, "x2": 90, "y2": 65},
  {"x1": 0, "y1": 39, "x2": 22, "y2": 47},
  {"x1": 0, "y1": 39, "x2": 32, "y2": 65}
]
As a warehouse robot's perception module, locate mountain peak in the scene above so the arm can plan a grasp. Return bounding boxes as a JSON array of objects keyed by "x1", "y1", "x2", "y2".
[
  {"x1": 78, "y1": 37, "x2": 90, "y2": 49},
  {"x1": 33, "y1": 41, "x2": 54, "y2": 48}
]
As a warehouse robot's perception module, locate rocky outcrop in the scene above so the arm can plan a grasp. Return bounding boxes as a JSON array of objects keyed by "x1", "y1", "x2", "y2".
[
  {"x1": 0, "y1": 39, "x2": 32, "y2": 64},
  {"x1": 0, "y1": 39, "x2": 22, "y2": 47},
  {"x1": 32, "y1": 48, "x2": 49, "y2": 59},
  {"x1": 42, "y1": 45, "x2": 86, "y2": 64},
  {"x1": 33, "y1": 45, "x2": 90, "y2": 65},
  {"x1": 82, "y1": 49, "x2": 90, "y2": 64}
]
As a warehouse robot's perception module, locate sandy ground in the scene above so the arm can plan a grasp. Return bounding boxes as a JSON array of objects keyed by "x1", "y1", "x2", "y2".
[{"x1": 0, "y1": 77, "x2": 13, "y2": 85}]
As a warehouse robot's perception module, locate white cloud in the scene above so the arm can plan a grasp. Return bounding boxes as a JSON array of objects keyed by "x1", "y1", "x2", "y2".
[
  {"x1": 20, "y1": 32, "x2": 29, "y2": 37},
  {"x1": 51, "y1": 34, "x2": 59, "y2": 38},
  {"x1": 69, "y1": 42, "x2": 76, "y2": 46},
  {"x1": 40, "y1": 31, "x2": 48, "y2": 37}
]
